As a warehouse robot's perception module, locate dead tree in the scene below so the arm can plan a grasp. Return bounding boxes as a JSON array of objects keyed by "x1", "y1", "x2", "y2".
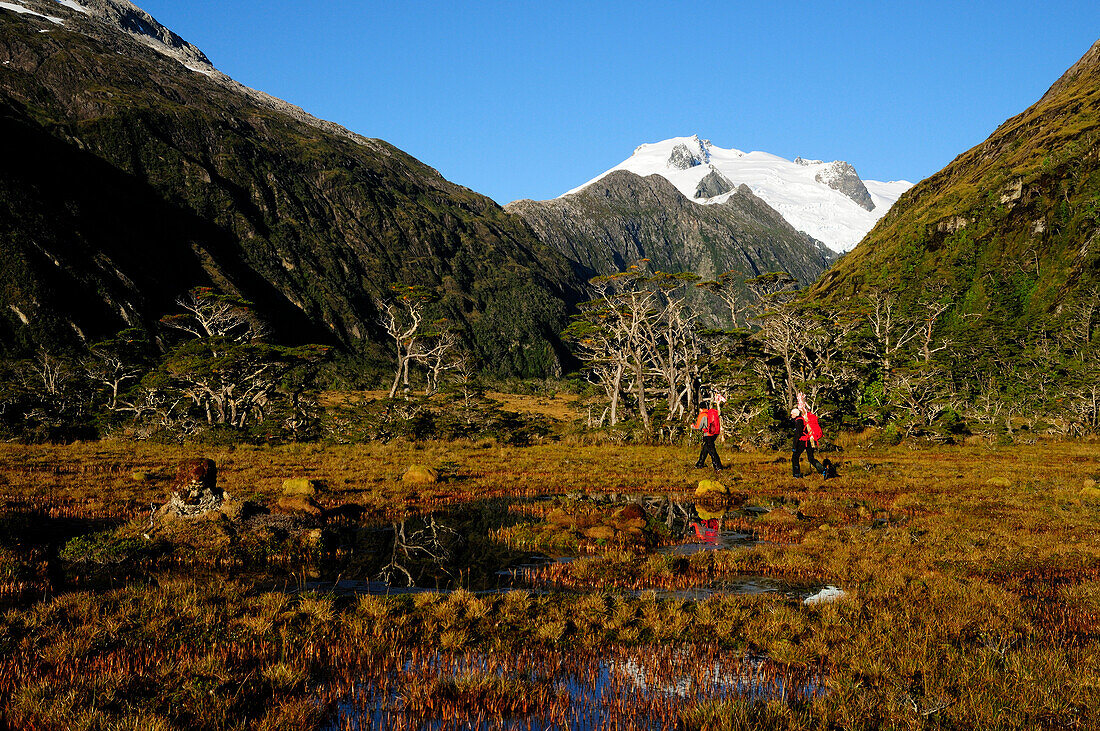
[{"x1": 379, "y1": 286, "x2": 442, "y2": 398}]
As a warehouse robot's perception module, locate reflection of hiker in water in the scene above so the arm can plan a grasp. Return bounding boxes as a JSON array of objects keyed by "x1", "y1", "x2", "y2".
[
  {"x1": 690, "y1": 507, "x2": 722, "y2": 543},
  {"x1": 693, "y1": 402, "x2": 723, "y2": 471},
  {"x1": 790, "y1": 407, "x2": 824, "y2": 478}
]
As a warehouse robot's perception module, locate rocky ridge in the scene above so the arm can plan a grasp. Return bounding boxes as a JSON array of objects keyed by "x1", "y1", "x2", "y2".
[
  {"x1": 507, "y1": 170, "x2": 834, "y2": 324},
  {"x1": 40, "y1": 0, "x2": 386, "y2": 149}
]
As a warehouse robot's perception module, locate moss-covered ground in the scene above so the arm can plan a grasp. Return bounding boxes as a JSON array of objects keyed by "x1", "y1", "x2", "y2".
[{"x1": 0, "y1": 436, "x2": 1098, "y2": 729}]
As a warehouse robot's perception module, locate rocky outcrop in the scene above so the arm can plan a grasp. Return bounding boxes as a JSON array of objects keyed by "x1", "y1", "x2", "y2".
[
  {"x1": 72, "y1": 0, "x2": 212, "y2": 68},
  {"x1": 667, "y1": 143, "x2": 703, "y2": 170},
  {"x1": 160, "y1": 458, "x2": 229, "y2": 518},
  {"x1": 507, "y1": 171, "x2": 835, "y2": 325},
  {"x1": 815, "y1": 161, "x2": 875, "y2": 211},
  {"x1": 694, "y1": 168, "x2": 734, "y2": 199}
]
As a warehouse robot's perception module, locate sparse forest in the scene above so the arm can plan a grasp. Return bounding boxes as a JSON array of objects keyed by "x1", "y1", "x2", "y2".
[
  {"x1": 565, "y1": 262, "x2": 1100, "y2": 444},
  {"x1": 2, "y1": 266, "x2": 1098, "y2": 448}
]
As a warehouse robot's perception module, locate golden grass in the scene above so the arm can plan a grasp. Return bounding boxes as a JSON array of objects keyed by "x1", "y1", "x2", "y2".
[
  {"x1": 318, "y1": 389, "x2": 583, "y2": 421},
  {"x1": 0, "y1": 436, "x2": 1098, "y2": 728}
]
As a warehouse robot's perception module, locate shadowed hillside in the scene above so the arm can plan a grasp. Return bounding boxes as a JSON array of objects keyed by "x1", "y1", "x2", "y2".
[{"x1": 0, "y1": 5, "x2": 581, "y2": 376}]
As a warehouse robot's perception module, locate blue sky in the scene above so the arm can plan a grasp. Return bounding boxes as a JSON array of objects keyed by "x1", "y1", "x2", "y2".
[{"x1": 137, "y1": 0, "x2": 1100, "y2": 205}]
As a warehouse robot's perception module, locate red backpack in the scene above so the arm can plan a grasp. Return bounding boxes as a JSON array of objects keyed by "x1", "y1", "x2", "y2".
[
  {"x1": 803, "y1": 412, "x2": 823, "y2": 442},
  {"x1": 704, "y1": 408, "x2": 721, "y2": 437}
]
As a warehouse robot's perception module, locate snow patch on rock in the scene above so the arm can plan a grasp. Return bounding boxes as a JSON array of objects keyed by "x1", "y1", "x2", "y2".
[
  {"x1": 0, "y1": 1, "x2": 63, "y2": 23},
  {"x1": 54, "y1": 0, "x2": 87, "y2": 13}
]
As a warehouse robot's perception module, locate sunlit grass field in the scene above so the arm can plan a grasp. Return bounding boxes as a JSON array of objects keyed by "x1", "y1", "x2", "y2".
[{"x1": 0, "y1": 435, "x2": 1098, "y2": 728}]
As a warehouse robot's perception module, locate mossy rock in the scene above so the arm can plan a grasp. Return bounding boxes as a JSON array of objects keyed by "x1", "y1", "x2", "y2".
[
  {"x1": 985, "y1": 477, "x2": 1013, "y2": 487},
  {"x1": 275, "y1": 495, "x2": 323, "y2": 517},
  {"x1": 582, "y1": 525, "x2": 616, "y2": 541},
  {"x1": 1080, "y1": 486, "x2": 1100, "y2": 499},
  {"x1": 695, "y1": 479, "x2": 729, "y2": 498},
  {"x1": 131, "y1": 471, "x2": 151, "y2": 482},
  {"x1": 282, "y1": 478, "x2": 321, "y2": 496},
  {"x1": 402, "y1": 465, "x2": 439, "y2": 485}
]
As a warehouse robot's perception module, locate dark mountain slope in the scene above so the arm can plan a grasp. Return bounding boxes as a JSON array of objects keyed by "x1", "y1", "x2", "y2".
[
  {"x1": 0, "y1": 5, "x2": 580, "y2": 375},
  {"x1": 507, "y1": 170, "x2": 835, "y2": 324},
  {"x1": 813, "y1": 40, "x2": 1100, "y2": 348}
]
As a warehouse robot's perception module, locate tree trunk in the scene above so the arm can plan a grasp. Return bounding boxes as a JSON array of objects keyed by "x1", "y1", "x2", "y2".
[{"x1": 634, "y1": 354, "x2": 650, "y2": 432}]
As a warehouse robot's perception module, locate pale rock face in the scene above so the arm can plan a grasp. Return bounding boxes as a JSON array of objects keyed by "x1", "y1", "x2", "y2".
[
  {"x1": 36, "y1": 0, "x2": 384, "y2": 149},
  {"x1": 815, "y1": 161, "x2": 875, "y2": 212},
  {"x1": 65, "y1": 0, "x2": 213, "y2": 69},
  {"x1": 668, "y1": 143, "x2": 703, "y2": 170},
  {"x1": 694, "y1": 167, "x2": 734, "y2": 199}
]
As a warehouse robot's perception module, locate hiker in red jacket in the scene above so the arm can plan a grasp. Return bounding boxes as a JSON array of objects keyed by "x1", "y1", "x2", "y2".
[
  {"x1": 694, "y1": 405, "x2": 723, "y2": 471},
  {"x1": 790, "y1": 407, "x2": 824, "y2": 478}
]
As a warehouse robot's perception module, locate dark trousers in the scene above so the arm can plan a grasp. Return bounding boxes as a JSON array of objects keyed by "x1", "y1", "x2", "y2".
[
  {"x1": 792, "y1": 441, "x2": 822, "y2": 476},
  {"x1": 696, "y1": 435, "x2": 723, "y2": 469}
]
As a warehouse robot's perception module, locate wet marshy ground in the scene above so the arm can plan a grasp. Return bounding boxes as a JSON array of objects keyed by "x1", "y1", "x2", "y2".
[
  {"x1": 320, "y1": 643, "x2": 826, "y2": 730},
  {"x1": 1, "y1": 490, "x2": 833, "y2": 605},
  {"x1": 298, "y1": 497, "x2": 831, "y2": 601},
  {"x1": 4, "y1": 440, "x2": 1098, "y2": 729}
]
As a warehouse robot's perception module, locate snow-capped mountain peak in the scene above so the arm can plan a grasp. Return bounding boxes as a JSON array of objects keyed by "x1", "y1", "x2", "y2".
[{"x1": 563, "y1": 136, "x2": 913, "y2": 252}]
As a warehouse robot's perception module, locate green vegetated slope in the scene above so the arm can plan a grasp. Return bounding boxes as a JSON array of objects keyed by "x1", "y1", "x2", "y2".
[
  {"x1": 814, "y1": 40, "x2": 1100, "y2": 347},
  {"x1": 508, "y1": 170, "x2": 835, "y2": 324},
  {"x1": 0, "y1": 9, "x2": 581, "y2": 375}
]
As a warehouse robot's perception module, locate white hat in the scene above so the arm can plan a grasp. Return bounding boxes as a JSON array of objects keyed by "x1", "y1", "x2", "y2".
[{"x1": 791, "y1": 408, "x2": 800, "y2": 417}]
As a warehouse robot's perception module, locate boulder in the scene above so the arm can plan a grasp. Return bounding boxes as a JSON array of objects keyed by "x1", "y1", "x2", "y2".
[
  {"x1": 695, "y1": 479, "x2": 729, "y2": 498},
  {"x1": 985, "y1": 477, "x2": 1013, "y2": 488},
  {"x1": 171, "y1": 458, "x2": 218, "y2": 496},
  {"x1": 160, "y1": 458, "x2": 227, "y2": 519},
  {"x1": 803, "y1": 586, "x2": 848, "y2": 605},
  {"x1": 402, "y1": 465, "x2": 439, "y2": 485},
  {"x1": 282, "y1": 478, "x2": 321, "y2": 496},
  {"x1": 275, "y1": 495, "x2": 323, "y2": 517}
]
